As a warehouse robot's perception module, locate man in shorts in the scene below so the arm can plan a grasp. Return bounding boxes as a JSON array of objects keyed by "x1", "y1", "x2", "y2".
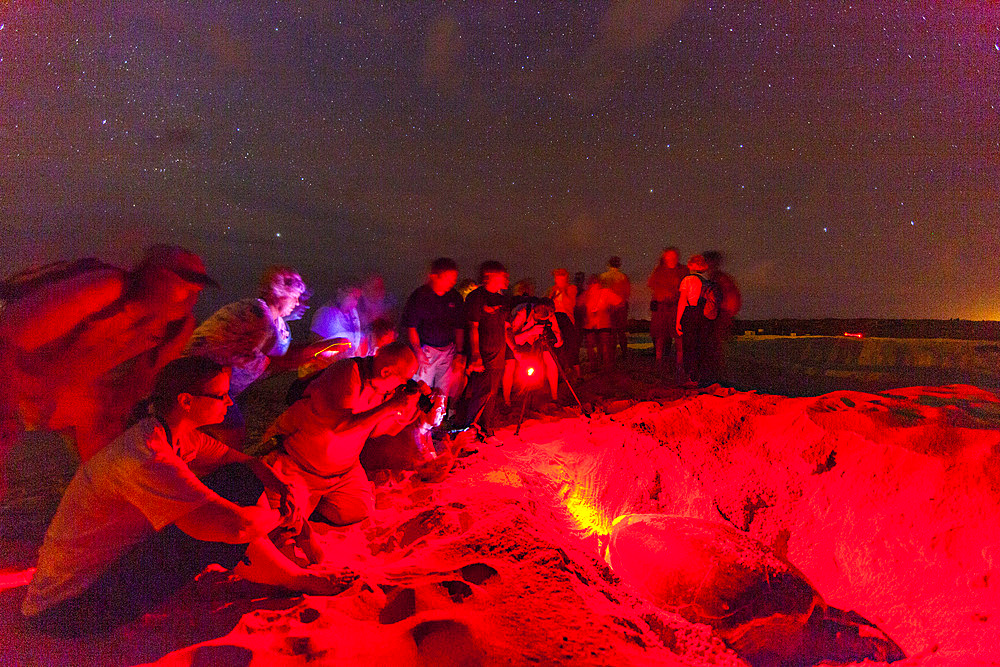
[{"x1": 261, "y1": 342, "x2": 422, "y2": 563}]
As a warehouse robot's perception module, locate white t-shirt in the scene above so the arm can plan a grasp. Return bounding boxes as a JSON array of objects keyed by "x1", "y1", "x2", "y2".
[{"x1": 22, "y1": 418, "x2": 230, "y2": 617}]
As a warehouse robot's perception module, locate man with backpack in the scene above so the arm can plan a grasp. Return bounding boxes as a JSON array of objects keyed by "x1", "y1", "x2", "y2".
[
  {"x1": 0, "y1": 245, "x2": 217, "y2": 498},
  {"x1": 703, "y1": 251, "x2": 742, "y2": 383},
  {"x1": 675, "y1": 254, "x2": 721, "y2": 387}
]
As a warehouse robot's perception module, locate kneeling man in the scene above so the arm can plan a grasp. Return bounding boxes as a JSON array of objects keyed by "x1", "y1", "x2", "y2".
[
  {"x1": 262, "y1": 342, "x2": 421, "y2": 562},
  {"x1": 22, "y1": 356, "x2": 351, "y2": 637}
]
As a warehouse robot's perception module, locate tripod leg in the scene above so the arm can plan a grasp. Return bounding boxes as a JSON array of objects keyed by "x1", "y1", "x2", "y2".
[
  {"x1": 514, "y1": 392, "x2": 530, "y2": 436},
  {"x1": 544, "y1": 340, "x2": 586, "y2": 414}
]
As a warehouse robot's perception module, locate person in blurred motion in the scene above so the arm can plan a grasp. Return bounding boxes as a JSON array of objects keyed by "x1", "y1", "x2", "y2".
[
  {"x1": 676, "y1": 254, "x2": 718, "y2": 386},
  {"x1": 357, "y1": 273, "x2": 395, "y2": 329},
  {"x1": 547, "y1": 268, "x2": 580, "y2": 380},
  {"x1": 463, "y1": 261, "x2": 512, "y2": 437},
  {"x1": 260, "y1": 342, "x2": 422, "y2": 563},
  {"x1": 0, "y1": 245, "x2": 216, "y2": 495},
  {"x1": 600, "y1": 256, "x2": 631, "y2": 361},
  {"x1": 184, "y1": 266, "x2": 340, "y2": 448},
  {"x1": 311, "y1": 285, "x2": 366, "y2": 356},
  {"x1": 22, "y1": 356, "x2": 353, "y2": 637},
  {"x1": 367, "y1": 316, "x2": 397, "y2": 356},
  {"x1": 703, "y1": 250, "x2": 742, "y2": 382},
  {"x1": 581, "y1": 274, "x2": 622, "y2": 372},
  {"x1": 400, "y1": 258, "x2": 465, "y2": 414},
  {"x1": 647, "y1": 247, "x2": 688, "y2": 372}
]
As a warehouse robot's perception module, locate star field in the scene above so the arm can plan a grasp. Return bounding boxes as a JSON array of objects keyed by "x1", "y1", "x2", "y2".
[{"x1": 0, "y1": 2, "x2": 998, "y2": 319}]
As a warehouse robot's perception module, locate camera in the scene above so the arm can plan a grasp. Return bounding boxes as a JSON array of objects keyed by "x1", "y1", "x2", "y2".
[{"x1": 404, "y1": 379, "x2": 435, "y2": 413}]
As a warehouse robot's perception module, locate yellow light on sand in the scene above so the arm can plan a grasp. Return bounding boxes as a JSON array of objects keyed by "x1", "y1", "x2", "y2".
[{"x1": 561, "y1": 483, "x2": 614, "y2": 535}]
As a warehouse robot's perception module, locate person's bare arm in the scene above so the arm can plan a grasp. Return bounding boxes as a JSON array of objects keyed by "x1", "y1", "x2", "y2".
[
  {"x1": 549, "y1": 315, "x2": 563, "y2": 347},
  {"x1": 407, "y1": 327, "x2": 427, "y2": 365},
  {"x1": 676, "y1": 280, "x2": 691, "y2": 336},
  {"x1": 329, "y1": 390, "x2": 419, "y2": 440},
  {"x1": 214, "y1": 448, "x2": 299, "y2": 525},
  {"x1": 468, "y1": 321, "x2": 483, "y2": 372},
  {"x1": 173, "y1": 497, "x2": 280, "y2": 544}
]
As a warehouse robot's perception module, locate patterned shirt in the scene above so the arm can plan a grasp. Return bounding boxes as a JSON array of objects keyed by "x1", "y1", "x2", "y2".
[{"x1": 185, "y1": 298, "x2": 290, "y2": 396}]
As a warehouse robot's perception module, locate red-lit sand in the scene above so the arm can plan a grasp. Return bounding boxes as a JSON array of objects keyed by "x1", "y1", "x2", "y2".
[{"x1": 2, "y1": 371, "x2": 999, "y2": 666}]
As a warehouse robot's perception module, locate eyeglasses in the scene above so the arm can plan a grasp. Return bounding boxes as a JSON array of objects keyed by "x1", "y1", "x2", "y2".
[{"x1": 188, "y1": 392, "x2": 230, "y2": 401}]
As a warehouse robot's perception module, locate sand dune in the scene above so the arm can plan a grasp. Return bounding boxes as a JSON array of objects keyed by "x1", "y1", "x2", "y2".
[{"x1": 2, "y1": 371, "x2": 998, "y2": 666}]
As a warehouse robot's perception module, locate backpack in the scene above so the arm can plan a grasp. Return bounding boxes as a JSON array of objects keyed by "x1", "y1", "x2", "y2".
[
  {"x1": 696, "y1": 274, "x2": 722, "y2": 321},
  {"x1": 1, "y1": 258, "x2": 113, "y2": 302}
]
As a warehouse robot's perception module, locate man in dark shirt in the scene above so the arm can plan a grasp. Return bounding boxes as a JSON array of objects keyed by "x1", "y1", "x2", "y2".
[
  {"x1": 463, "y1": 261, "x2": 511, "y2": 437},
  {"x1": 400, "y1": 257, "x2": 465, "y2": 411}
]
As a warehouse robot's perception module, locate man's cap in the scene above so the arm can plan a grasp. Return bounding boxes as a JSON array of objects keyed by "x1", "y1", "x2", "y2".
[{"x1": 138, "y1": 244, "x2": 220, "y2": 288}]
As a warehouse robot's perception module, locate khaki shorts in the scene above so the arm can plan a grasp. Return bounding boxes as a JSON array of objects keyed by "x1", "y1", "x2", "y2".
[{"x1": 262, "y1": 450, "x2": 374, "y2": 523}]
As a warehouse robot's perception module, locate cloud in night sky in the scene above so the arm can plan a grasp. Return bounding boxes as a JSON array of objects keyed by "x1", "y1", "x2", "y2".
[{"x1": 1, "y1": 2, "x2": 998, "y2": 320}]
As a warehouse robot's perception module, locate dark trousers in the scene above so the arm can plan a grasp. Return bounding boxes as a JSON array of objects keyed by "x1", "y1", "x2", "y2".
[
  {"x1": 27, "y1": 463, "x2": 263, "y2": 637},
  {"x1": 680, "y1": 306, "x2": 710, "y2": 384},
  {"x1": 463, "y1": 365, "x2": 504, "y2": 433}
]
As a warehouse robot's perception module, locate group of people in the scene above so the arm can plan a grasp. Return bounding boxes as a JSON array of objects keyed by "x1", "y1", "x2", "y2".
[
  {"x1": 647, "y1": 248, "x2": 742, "y2": 387},
  {"x1": 0, "y1": 243, "x2": 738, "y2": 636}
]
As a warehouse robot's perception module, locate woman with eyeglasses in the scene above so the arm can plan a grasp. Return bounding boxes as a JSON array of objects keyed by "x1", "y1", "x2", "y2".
[{"x1": 22, "y1": 356, "x2": 355, "y2": 637}]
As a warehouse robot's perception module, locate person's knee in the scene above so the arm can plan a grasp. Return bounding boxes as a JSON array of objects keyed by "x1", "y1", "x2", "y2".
[{"x1": 316, "y1": 495, "x2": 373, "y2": 526}]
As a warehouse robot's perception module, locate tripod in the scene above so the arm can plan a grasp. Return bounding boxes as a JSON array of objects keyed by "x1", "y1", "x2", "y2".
[{"x1": 515, "y1": 335, "x2": 587, "y2": 435}]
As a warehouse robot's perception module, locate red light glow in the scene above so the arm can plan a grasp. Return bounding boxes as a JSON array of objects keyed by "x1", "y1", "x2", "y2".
[{"x1": 843, "y1": 332, "x2": 863, "y2": 338}]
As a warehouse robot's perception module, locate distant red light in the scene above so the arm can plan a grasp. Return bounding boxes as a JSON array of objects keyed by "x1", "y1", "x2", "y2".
[{"x1": 844, "y1": 332, "x2": 863, "y2": 338}]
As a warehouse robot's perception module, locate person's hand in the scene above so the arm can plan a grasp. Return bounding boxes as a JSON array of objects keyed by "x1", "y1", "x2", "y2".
[
  {"x1": 554, "y1": 336, "x2": 564, "y2": 348},
  {"x1": 388, "y1": 387, "x2": 421, "y2": 420},
  {"x1": 467, "y1": 355, "x2": 484, "y2": 373},
  {"x1": 676, "y1": 323, "x2": 683, "y2": 337}
]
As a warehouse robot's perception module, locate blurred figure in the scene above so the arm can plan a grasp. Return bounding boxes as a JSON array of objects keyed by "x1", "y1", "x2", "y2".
[
  {"x1": 311, "y1": 286, "x2": 366, "y2": 356},
  {"x1": 703, "y1": 251, "x2": 742, "y2": 382},
  {"x1": 463, "y1": 261, "x2": 511, "y2": 437},
  {"x1": 357, "y1": 273, "x2": 394, "y2": 327},
  {"x1": 185, "y1": 266, "x2": 338, "y2": 448},
  {"x1": 368, "y1": 316, "x2": 397, "y2": 356},
  {"x1": 676, "y1": 255, "x2": 716, "y2": 386},
  {"x1": 547, "y1": 268, "x2": 580, "y2": 380},
  {"x1": 511, "y1": 278, "x2": 536, "y2": 308},
  {"x1": 508, "y1": 298, "x2": 563, "y2": 403},
  {"x1": 0, "y1": 245, "x2": 216, "y2": 483},
  {"x1": 401, "y1": 258, "x2": 465, "y2": 412},
  {"x1": 22, "y1": 356, "x2": 352, "y2": 637},
  {"x1": 647, "y1": 247, "x2": 689, "y2": 372},
  {"x1": 456, "y1": 278, "x2": 479, "y2": 300},
  {"x1": 600, "y1": 257, "x2": 631, "y2": 360},
  {"x1": 581, "y1": 274, "x2": 622, "y2": 372},
  {"x1": 547, "y1": 268, "x2": 578, "y2": 324}
]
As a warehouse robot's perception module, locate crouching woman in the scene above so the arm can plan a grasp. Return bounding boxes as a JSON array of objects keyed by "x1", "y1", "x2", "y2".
[{"x1": 22, "y1": 356, "x2": 354, "y2": 637}]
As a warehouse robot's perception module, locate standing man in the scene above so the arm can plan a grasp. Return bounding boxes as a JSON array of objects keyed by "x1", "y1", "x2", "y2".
[
  {"x1": 600, "y1": 256, "x2": 631, "y2": 361},
  {"x1": 463, "y1": 261, "x2": 511, "y2": 438},
  {"x1": 647, "y1": 247, "x2": 689, "y2": 373},
  {"x1": 401, "y1": 258, "x2": 465, "y2": 414},
  {"x1": 703, "y1": 251, "x2": 742, "y2": 383}
]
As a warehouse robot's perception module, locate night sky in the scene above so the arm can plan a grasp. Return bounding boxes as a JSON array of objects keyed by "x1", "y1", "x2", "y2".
[{"x1": 2, "y1": 2, "x2": 998, "y2": 320}]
